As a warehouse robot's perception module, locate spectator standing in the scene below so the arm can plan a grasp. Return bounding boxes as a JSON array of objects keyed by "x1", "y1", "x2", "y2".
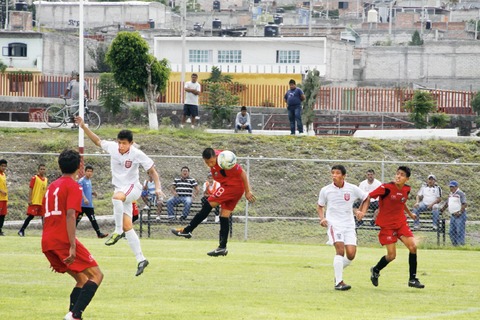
[
  {"x1": 166, "y1": 166, "x2": 199, "y2": 220},
  {"x1": 202, "y1": 173, "x2": 221, "y2": 223},
  {"x1": 412, "y1": 174, "x2": 442, "y2": 230},
  {"x1": 18, "y1": 164, "x2": 48, "y2": 237},
  {"x1": 440, "y1": 180, "x2": 467, "y2": 246},
  {"x1": 368, "y1": 166, "x2": 425, "y2": 289},
  {"x1": 41, "y1": 150, "x2": 103, "y2": 320},
  {"x1": 355, "y1": 169, "x2": 382, "y2": 226},
  {"x1": 141, "y1": 174, "x2": 163, "y2": 216},
  {"x1": 317, "y1": 165, "x2": 369, "y2": 291},
  {"x1": 235, "y1": 106, "x2": 252, "y2": 133},
  {"x1": 284, "y1": 79, "x2": 305, "y2": 135},
  {"x1": 76, "y1": 165, "x2": 108, "y2": 238},
  {"x1": 182, "y1": 73, "x2": 201, "y2": 129},
  {"x1": 0, "y1": 159, "x2": 8, "y2": 236},
  {"x1": 76, "y1": 116, "x2": 165, "y2": 276}
]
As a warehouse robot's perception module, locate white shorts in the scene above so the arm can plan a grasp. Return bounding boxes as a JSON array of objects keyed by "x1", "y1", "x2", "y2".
[
  {"x1": 326, "y1": 224, "x2": 357, "y2": 246},
  {"x1": 114, "y1": 183, "x2": 142, "y2": 218}
]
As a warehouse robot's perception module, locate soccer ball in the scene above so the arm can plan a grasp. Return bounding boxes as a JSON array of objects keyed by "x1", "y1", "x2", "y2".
[{"x1": 217, "y1": 150, "x2": 237, "y2": 170}]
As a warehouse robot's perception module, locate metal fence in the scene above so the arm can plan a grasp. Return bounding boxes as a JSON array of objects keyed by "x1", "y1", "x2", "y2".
[{"x1": 1, "y1": 152, "x2": 479, "y2": 248}]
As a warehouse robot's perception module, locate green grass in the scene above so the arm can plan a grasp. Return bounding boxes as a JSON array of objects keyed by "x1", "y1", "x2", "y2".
[{"x1": 1, "y1": 236, "x2": 479, "y2": 319}]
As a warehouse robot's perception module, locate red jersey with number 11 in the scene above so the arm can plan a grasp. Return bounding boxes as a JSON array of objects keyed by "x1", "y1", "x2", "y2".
[
  {"x1": 369, "y1": 182, "x2": 411, "y2": 229},
  {"x1": 41, "y1": 176, "x2": 83, "y2": 252}
]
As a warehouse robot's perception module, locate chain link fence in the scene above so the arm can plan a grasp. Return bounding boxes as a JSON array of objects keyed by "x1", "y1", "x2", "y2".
[{"x1": 1, "y1": 152, "x2": 479, "y2": 248}]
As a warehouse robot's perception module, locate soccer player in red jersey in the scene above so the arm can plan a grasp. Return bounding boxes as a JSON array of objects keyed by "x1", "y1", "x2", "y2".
[
  {"x1": 171, "y1": 148, "x2": 256, "y2": 256},
  {"x1": 18, "y1": 164, "x2": 48, "y2": 237},
  {"x1": 42, "y1": 149, "x2": 103, "y2": 320},
  {"x1": 366, "y1": 166, "x2": 425, "y2": 289}
]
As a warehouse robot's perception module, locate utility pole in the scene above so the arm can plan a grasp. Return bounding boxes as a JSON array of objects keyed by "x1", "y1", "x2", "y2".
[
  {"x1": 308, "y1": 0, "x2": 313, "y2": 36},
  {"x1": 180, "y1": 0, "x2": 186, "y2": 103}
]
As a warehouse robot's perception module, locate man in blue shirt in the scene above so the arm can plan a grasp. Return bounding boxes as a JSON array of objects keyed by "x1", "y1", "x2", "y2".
[
  {"x1": 284, "y1": 79, "x2": 305, "y2": 135},
  {"x1": 77, "y1": 165, "x2": 108, "y2": 238}
]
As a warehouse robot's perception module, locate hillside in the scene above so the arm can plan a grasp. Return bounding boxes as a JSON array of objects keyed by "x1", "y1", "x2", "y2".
[{"x1": 1, "y1": 126, "x2": 480, "y2": 222}]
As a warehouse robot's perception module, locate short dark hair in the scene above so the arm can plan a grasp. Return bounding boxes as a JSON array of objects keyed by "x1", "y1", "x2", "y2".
[
  {"x1": 366, "y1": 169, "x2": 375, "y2": 174},
  {"x1": 181, "y1": 166, "x2": 190, "y2": 172},
  {"x1": 289, "y1": 79, "x2": 296, "y2": 85},
  {"x1": 85, "y1": 165, "x2": 94, "y2": 171},
  {"x1": 58, "y1": 149, "x2": 80, "y2": 174},
  {"x1": 38, "y1": 164, "x2": 46, "y2": 169},
  {"x1": 0, "y1": 159, "x2": 7, "y2": 165},
  {"x1": 117, "y1": 129, "x2": 133, "y2": 142},
  {"x1": 241, "y1": 106, "x2": 247, "y2": 111},
  {"x1": 202, "y1": 148, "x2": 216, "y2": 159},
  {"x1": 331, "y1": 164, "x2": 346, "y2": 175},
  {"x1": 397, "y1": 166, "x2": 411, "y2": 178},
  {"x1": 192, "y1": 73, "x2": 198, "y2": 77}
]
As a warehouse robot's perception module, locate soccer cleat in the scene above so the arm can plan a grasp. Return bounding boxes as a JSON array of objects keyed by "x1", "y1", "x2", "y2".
[
  {"x1": 105, "y1": 232, "x2": 125, "y2": 246},
  {"x1": 370, "y1": 267, "x2": 380, "y2": 287},
  {"x1": 135, "y1": 259, "x2": 149, "y2": 276},
  {"x1": 334, "y1": 281, "x2": 352, "y2": 291},
  {"x1": 170, "y1": 228, "x2": 192, "y2": 239},
  {"x1": 207, "y1": 247, "x2": 228, "y2": 257},
  {"x1": 18, "y1": 230, "x2": 25, "y2": 237},
  {"x1": 97, "y1": 233, "x2": 108, "y2": 239},
  {"x1": 408, "y1": 278, "x2": 425, "y2": 289},
  {"x1": 63, "y1": 311, "x2": 81, "y2": 320}
]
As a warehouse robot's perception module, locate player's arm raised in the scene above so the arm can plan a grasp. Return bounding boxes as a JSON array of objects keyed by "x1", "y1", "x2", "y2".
[
  {"x1": 240, "y1": 170, "x2": 256, "y2": 203},
  {"x1": 75, "y1": 116, "x2": 101, "y2": 147}
]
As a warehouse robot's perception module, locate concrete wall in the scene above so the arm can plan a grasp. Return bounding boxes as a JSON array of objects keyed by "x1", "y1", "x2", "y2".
[{"x1": 34, "y1": 1, "x2": 172, "y2": 29}]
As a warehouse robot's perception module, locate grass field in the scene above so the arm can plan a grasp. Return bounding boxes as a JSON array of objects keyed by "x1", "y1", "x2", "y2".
[{"x1": 1, "y1": 236, "x2": 480, "y2": 320}]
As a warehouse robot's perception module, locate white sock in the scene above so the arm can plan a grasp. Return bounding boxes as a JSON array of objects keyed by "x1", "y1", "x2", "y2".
[
  {"x1": 125, "y1": 229, "x2": 146, "y2": 263},
  {"x1": 112, "y1": 199, "x2": 124, "y2": 234},
  {"x1": 334, "y1": 255, "x2": 344, "y2": 285},
  {"x1": 343, "y1": 256, "x2": 352, "y2": 269}
]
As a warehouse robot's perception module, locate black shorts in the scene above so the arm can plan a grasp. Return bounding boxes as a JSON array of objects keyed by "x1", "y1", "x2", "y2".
[{"x1": 183, "y1": 104, "x2": 198, "y2": 117}]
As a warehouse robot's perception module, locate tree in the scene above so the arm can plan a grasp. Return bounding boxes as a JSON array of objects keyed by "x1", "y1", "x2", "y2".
[
  {"x1": 106, "y1": 32, "x2": 170, "y2": 129},
  {"x1": 204, "y1": 83, "x2": 240, "y2": 128},
  {"x1": 409, "y1": 30, "x2": 424, "y2": 46},
  {"x1": 404, "y1": 90, "x2": 437, "y2": 128},
  {"x1": 97, "y1": 73, "x2": 131, "y2": 122},
  {"x1": 0, "y1": 60, "x2": 7, "y2": 73},
  {"x1": 471, "y1": 91, "x2": 480, "y2": 115},
  {"x1": 204, "y1": 66, "x2": 232, "y2": 83},
  {"x1": 298, "y1": 70, "x2": 320, "y2": 135}
]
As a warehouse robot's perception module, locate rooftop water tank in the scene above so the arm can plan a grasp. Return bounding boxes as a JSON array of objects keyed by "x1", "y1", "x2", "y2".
[
  {"x1": 367, "y1": 9, "x2": 378, "y2": 23},
  {"x1": 212, "y1": 18, "x2": 222, "y2": 29},
  {"x1": 264, "y1": 22, "x2": 279, "y2": 37}
]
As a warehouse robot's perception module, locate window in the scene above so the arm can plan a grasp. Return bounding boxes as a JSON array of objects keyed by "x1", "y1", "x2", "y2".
[
  {"x1": 6, "y1": 43, "x2": 27, "y2": 57},
  {"x1": 276, "y1": 50, "x2": 300, "y2": 64},
  {"x1": 189, "y1": 49, "x2": 211, "y2": 63},
  {"x1": 338, "y1": 2, "x2": 349, "y2": 9},
  {"x1": 218, "y1": 50, "x2": 242, "y2": 63}
]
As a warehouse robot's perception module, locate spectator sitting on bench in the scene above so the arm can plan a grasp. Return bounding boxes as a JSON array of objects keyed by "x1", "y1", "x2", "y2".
[
  {"x1": 141, "y1": 173, "x2": 163, "y2": 217},
  {"x1": 412, "y1": 174, "x2": 442, "y2": 230},
  {"x1": 166, "y1": 166, "x2": 199, "y2": 220},
  {"x1": 354, "y1": 169, "x2": 382, "y2": 226},
  {"x1": 235, "y1": 106, "x2": 252, "y2": 133}
]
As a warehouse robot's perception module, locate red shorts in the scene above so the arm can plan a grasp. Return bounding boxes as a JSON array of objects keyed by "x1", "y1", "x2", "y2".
[
  {"x1": 43, "y1": 239, "x2": 98, "y2": 273},
  {"x1": 378, "y1": 223, "x2": 414, "y2": 245},
  {"x1": 0, "y1": 201, "x2": 7, "y2": 216},
  {"x1": 208, "y1": 185, "x2": 244, "y2": 211},
  {"x1": 27, "y1": 205, "x2": 43, "y2": 216}
]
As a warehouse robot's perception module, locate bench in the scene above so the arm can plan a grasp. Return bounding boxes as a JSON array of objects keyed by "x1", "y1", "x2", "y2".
[
  {"x1": 138, "y1": 201, "x2": 232, "y2": 238},
  {"x1": 356, "y1": 210, "x2": 446, "y2": 246}
]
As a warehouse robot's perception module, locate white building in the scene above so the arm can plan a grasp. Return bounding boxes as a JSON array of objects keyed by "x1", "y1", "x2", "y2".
[
  {"x1": 0, "y1": 32, "x2": 43, "y2": 72},
  {"x1": 153, "y1": 36, "x2": 328, "y2": 76}
]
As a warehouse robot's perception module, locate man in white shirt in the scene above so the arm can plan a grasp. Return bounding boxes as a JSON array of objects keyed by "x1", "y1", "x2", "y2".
[
  {"x1": 355, "y1": 169, "x2": 382, "y2": 226},
  {"x1": 317, "y1": 165, "x2": 369, "y2": 291},
  {"x1": 76, "y1": 116, "x2": 165, "y2": 276},
  {"x1": 440, "y1": 180, "x2": 467, "y2": 246},
  {"x1": 412, "y1": 174, "x2": 442, "y2": 230},
  {"x1": 235, "y1": 106, "x2": 252, "y2": 133},
  {"x1": 182, "y1": 73, "x2": 201, "y2": 129}
]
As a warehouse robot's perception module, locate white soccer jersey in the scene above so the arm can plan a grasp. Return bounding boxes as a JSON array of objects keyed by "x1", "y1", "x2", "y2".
[
  {"x1": 184, "y1": 81, "x2": 201, "y2": 105},
  {"x1": 318, "y1": 182, "x2": 368, "y2": 228},
  {"x1": 101, "y1": 140, "x2": 154, "y2": 188}
]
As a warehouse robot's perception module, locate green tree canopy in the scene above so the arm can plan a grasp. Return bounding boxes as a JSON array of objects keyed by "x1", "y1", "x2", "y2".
[
  {"x1": 299, "y1": 70, "x2": 321, "y2": 133},
  {"x1": 404, "y1": 90, "x2": 437, "y2": 128}
]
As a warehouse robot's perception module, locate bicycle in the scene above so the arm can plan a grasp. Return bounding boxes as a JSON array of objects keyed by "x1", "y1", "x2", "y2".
[{"x1": 44, "y1": 98, "x2": 101, "y2": 130}]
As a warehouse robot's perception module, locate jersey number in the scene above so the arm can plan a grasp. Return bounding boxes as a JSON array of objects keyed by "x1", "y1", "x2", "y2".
[{"x1": 44, "y1": 187, "x2": 62, "y2": 218}]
